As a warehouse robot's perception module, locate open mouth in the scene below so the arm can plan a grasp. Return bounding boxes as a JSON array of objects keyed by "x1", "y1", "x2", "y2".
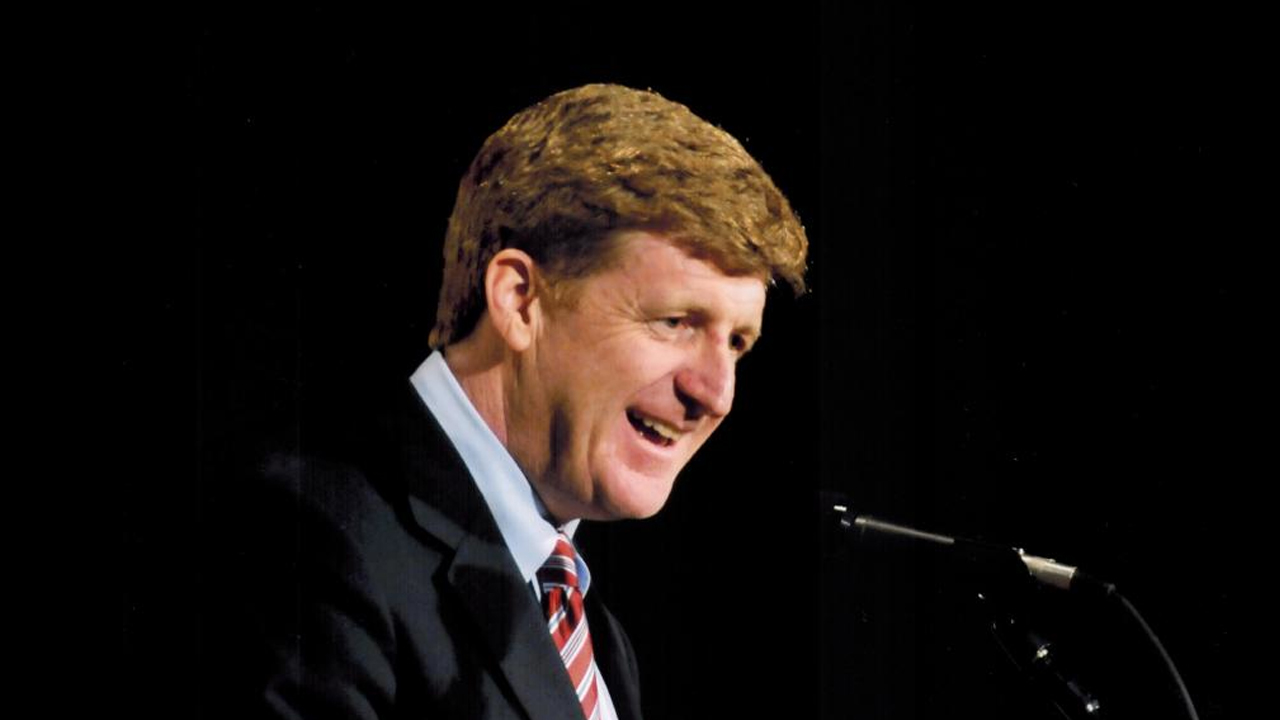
[{"x1": 626, "y1": 409, "x2": 679, "y2": 448}]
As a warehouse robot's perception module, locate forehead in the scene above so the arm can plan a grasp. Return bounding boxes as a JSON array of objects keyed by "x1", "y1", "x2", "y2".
[
  {"x1": 604, "y1": 231, "x2": 767, "y2": 316},
  {"x1": 602, "y1": 229, "x2": 768, "y2": 282}
]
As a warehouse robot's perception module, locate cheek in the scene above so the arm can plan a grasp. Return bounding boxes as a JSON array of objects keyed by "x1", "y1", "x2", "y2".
[
  {"x1": 627, "y1": 340, "x2": 688, "y2": 382},
  {"x1": 591, "y1": 345, "x2": 670, "y2": 396}
]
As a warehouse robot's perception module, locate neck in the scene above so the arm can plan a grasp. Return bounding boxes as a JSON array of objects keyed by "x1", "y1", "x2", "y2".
[{"x1": 442, "y1": 332, "x2": 510, "y2": 446}]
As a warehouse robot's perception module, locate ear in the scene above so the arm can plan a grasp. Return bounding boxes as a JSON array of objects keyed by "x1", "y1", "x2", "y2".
[{"x1": 483, "y1": 248, "x2": 541, "y2": 352}]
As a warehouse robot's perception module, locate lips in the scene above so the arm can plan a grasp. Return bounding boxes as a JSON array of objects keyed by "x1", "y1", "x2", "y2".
[{"x1": 626, "y1": 409, "x2": 681, "y2": 447}]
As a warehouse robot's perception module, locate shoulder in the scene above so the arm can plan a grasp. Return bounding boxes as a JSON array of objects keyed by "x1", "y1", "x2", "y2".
[
  {"x1": 203, "y1": 381, "x2": 463, "y2": 598},
  {"x1": 219, "y1": 378, "x2": 459, "y2": 540}
]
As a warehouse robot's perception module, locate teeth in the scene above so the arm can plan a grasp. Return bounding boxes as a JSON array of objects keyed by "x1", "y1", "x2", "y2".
[{"x1": 635, "y1": 413, "x2": 681, "y2": 441}]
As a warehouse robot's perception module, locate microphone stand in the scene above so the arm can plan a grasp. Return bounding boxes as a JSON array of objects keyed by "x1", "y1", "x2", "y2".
[
  {"x1": 962, "y1": 558, "x2": 1105, "y2": 720},
  {"x1": 824, "y1": 496, "x2": 1200, "y2": 720}
]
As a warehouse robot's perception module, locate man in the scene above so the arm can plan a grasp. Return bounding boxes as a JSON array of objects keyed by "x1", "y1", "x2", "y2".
[{"x1": 207, "y1": 83, "x2": 807, "y2": 719}]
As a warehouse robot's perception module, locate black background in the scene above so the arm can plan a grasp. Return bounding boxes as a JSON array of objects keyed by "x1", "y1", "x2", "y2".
[{"x1": 118, "y1": 2, "x2": 1251, "y2": 717}]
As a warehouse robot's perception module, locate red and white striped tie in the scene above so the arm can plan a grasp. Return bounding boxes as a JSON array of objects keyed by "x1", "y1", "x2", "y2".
[{"x1": 538, "y1": 534, "x2": 601, "y2": 719}]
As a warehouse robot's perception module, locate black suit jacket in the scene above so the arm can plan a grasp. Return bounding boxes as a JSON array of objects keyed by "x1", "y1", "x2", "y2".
[{"x1": 204, "y1": 381, "x2": 643, "y2": 720}]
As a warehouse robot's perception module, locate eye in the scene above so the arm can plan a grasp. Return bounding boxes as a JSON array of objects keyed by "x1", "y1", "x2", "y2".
[
  {"x1": 652, "y1": 315, "x2": 687, "y2": 331},
  {"x1": 651, "y1": 316, "x2": 693, "y2": 339},
  {"x1": 730, "y1": 330, "x2": 760, "y2": 358}
]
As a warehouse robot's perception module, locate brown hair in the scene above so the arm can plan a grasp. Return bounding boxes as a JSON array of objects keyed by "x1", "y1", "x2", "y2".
[{"x1": 429, "y1": 83, "x2": 808, "y2": 349}]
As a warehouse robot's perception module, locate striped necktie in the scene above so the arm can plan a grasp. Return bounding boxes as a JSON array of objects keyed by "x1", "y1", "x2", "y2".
[{"x1": 537, "y1": 534, "x2": 601, "y2": 719}]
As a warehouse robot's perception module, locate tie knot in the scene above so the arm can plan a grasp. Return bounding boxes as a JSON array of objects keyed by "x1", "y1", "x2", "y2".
[{"x1": 537, "y1": 535, "x2": 581, "y2": 591}]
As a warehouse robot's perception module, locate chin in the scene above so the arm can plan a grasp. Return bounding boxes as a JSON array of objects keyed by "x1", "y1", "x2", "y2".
[
  {"x1": 612, "y1": 499, "x2": 666, "y2": 521},
  {"x1": 598, "y1": 500, "x2": 665, "y2": 522},
  {"x1": 596, "y1": 473, "x2": 678, "y2": 520}
]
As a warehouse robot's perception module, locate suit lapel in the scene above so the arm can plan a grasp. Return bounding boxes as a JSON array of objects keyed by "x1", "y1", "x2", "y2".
[
  {"x1": 390, "y1": 383, "x2": 587, "y2": 720},
  {"x1": 586, "y1": 593, "x2": 645, "y2": 720},
  {"x1": 448, "y1": 534, "x2": 586, "y2": 719}
]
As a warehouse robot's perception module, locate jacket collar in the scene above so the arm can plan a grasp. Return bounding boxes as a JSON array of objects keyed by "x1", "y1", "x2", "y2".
[{"x1": 386, "y1": 382, "x2": 597, "y2": 720}]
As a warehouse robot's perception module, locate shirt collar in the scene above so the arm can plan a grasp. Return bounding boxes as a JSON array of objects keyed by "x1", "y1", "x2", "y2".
[{"x1": 409, "y1": 351, "x2": 588, "y2": 593}]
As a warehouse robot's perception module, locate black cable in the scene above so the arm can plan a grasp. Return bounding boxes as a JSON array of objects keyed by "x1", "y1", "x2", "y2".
[{"x1": 1113, "y1": 589, "x2": 1201, "y2": 720}]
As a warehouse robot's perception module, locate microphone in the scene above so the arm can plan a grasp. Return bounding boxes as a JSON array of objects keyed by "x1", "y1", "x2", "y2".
[
  {"x1": 825, "y1": 495, "x2": 1203, "y2": 720},
  {"x1": 827, "y1": 497, "x2": 1114, "y2": 597}
]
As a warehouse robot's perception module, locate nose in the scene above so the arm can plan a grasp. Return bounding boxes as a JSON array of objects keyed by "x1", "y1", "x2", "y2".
[{"x1": 675, "y1": 341, "x2": 736, "y2": 420}]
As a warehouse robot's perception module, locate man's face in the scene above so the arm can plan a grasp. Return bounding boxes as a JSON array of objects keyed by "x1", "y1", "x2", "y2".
[{"x1": 506, "y1": 231, "x2": 767, "y2": 523}]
